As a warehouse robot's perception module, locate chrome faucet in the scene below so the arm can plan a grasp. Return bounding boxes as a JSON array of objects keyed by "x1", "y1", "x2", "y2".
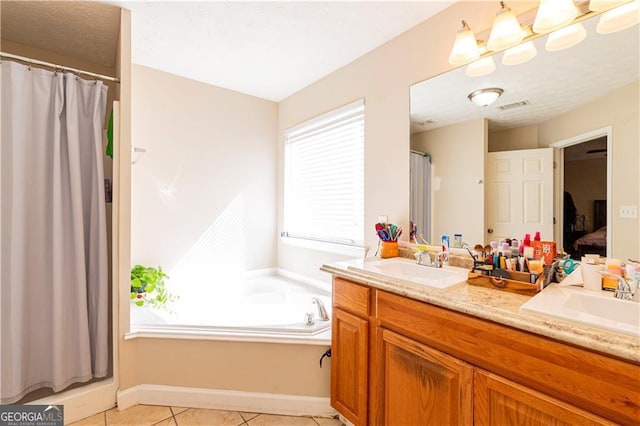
[
  {"x1": 433, "y1": 252, "x2": 448, "y2": 268},
  {"x1": 415, "y1": 249, "x2": 447, "y2": 268},
  {"x1": 312, "y1": 297, "x2": 329, "y2": 321},
  {"x1": 599, "y1": 271, "x2": 639, "y2": 302},
  {"x1": 415, "y1": 248, "x2": 432, "y2": 266}
]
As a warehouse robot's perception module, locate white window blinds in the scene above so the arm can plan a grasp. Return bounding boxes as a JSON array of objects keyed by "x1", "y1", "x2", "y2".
[{"x1": 283, "y1": 99, "x2": 364, "y2": 246}]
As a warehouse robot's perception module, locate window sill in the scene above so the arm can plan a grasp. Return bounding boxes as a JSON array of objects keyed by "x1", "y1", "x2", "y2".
[{"x1": 281, "y1": 235, "x2": 368, "y2": 257}]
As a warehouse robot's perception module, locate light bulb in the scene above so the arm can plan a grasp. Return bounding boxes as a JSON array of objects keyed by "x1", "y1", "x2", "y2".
[
  {"x1": 487, "y1": 2, "x2": 525, "y2": 51},
  {"x1": 596, "y1": 1, "x2": 640, "y2": 34},
  {"x1": 466, "y1": 57, "x2": 496, "y2": 77},
  {"x1": 448, "y1": 20, "x2": 481, "y2": 65},
  {"x1": 533, "y1": 0, "x2": 580, "y2": 34},
  {"x1": 589, "y1": 0, "x2": 630, "y2": 12},
  {"x1": 502, "y1": 41, "x2": 538, "y2": 65},
  {"x1": 546, "y1": 23, "x2": 587, "y2": 51}
]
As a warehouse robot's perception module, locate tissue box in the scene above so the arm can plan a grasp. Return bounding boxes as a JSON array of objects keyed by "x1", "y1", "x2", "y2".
[{"x1": 531, "y1": 241, "x2": 557, "y2": 265}]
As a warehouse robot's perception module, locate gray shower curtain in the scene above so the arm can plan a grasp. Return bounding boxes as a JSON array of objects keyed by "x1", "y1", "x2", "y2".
[{"x1": 1, "y1": 61, "x2": 109, "y2": 403}]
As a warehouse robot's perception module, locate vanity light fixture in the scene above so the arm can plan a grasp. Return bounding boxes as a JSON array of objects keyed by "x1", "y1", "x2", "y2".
[
  {"x1": 468, "y1": 88, "x2": 504, "y2": 107},
  {"x1": 447, "y1": 0, "x2": 639, "y2": 68},
  {"x1": 466, "y1": 56, "x2": 496, "y2": 77},
  {"x1": 596, "y1": 0, "x2": 640, "y2": 33},
  {"x1": 448, "y1": 20, "x2": 481, "y2": 65},
  {"x1": 502, "y1": 41, "x2": 537, "y2": 65},
  {"x1": 532, "y1": 0, "x2": 580, "y2": 34},
  {"x1": 546, "y1": 22, "x2": 588, "y2": 51},
  {"x1": 487, "y1": 2, "x2": 525, "y2": 51}
]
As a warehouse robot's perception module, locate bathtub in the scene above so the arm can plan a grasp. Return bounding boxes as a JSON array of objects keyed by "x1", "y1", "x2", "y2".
[{"x1": 128, "y1": 271, "x2": 332, "y2": 344}]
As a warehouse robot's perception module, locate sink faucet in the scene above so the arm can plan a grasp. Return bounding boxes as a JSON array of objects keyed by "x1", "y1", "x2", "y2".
[
  {"x1": 415, "y1": 249, "x2": 447, "y2": 268},
  {"x1": 312, "y1": 297, "x2": 329, "y2": 321},
  {"x1": 599, "y1": 271, "x2": 639, "y2": 302},
  {"x1": 433, "y1": 252, "x2": 448, "y2": 268},
  {"x1": 415, "y1": 248, "x2": 432, "y2": 266}
]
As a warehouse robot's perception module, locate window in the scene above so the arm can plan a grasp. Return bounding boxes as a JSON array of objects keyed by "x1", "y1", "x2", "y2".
[{"x1": 283, "y1": 100, "x2": 364, "y2": 250}]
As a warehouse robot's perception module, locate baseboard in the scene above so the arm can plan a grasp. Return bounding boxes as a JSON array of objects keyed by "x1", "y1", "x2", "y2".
[{"x1": 117, "y1": 384, "x2": 335, "y2": 418}]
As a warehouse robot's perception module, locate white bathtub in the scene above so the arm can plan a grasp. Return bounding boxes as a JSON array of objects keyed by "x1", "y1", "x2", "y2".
[{"x1": 128, "y1": 271, "x2": 332, "y2": 343}]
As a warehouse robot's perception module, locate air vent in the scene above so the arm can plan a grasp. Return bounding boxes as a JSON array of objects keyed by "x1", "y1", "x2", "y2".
[
  {"x1": 497, "y1": 100, "x2": 530, "y2": 110},
  {"x1": 416, "y1": 120, "x2": 435, "y2": 126},
  {"x1": 586, "y1": 149, "x2": 607, "y2": 154}
]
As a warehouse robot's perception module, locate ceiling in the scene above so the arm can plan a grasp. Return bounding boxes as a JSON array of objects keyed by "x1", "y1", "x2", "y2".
[
  {"x1": 1, "y1": 1, "x2": 121, "y2": 68},
  {"x1": 410, "y1": 13, "x2": 640, "y2": 133},
  {"x1": 117, "y1": 1, "x2": 452, "y2": 101},
  {"x1": 1, "y1": 1, "x2": 452, "y2": 102}
]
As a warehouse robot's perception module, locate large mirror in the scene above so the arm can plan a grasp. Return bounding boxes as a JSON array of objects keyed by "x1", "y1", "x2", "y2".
[{"x1": 409, "y1": 12, "x2": 639, "y2": 260}]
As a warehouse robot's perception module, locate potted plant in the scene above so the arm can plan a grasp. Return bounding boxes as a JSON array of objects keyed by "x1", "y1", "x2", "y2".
[{"x1": 130, "y1": 264, "x2": 176, "y2": 309}]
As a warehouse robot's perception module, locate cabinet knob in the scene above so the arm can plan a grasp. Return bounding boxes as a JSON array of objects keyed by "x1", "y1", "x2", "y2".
[{"x1": 487, "y1": 228, "x2": 494, "y2": 234}]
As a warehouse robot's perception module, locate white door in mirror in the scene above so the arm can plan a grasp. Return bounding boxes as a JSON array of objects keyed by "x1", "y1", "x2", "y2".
[{"x1": 485, "y1": 148, "x2": 553, "y2": 242}]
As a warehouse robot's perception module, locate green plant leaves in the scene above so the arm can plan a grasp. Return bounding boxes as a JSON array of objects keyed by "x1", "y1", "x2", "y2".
[{"x1": 130, "y1": 264, "x2": 175, "y2": 310}]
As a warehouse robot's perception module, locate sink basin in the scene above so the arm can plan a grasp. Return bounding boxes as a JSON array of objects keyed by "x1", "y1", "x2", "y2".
[
  {"x1": 349, "y1": 258, "x2": 468, "y2": 289},
  {"x1": 520, "y1": 285, "x2": 640, "y2": 336}
]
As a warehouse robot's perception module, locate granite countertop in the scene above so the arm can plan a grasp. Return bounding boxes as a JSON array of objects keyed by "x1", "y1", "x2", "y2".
[{"x1": 321, "y1": 258, "x2": 640, "y2": 363}]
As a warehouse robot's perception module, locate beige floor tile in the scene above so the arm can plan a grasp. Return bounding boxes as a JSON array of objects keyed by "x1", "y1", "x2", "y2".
[
  {"x1": 171, "y1": 407, "x2": 189, "y2": 415},
  {"x1": 239, "y1": 412, "x2": 259, "y2": 421},
  {"x1": 247, "y1": 414, "x2": 317, "y2": 426},
  {"x1": 313, "y1": 417, "x2": 345, "y2": 426},
  {"x1": 106, "y1": 405, "x2": 173, "y2": 426},
  {"x1": 153, "y1": 417, "x2": 177, "y2": 426},
  {"x1": 69, "y1": 412, "x2": 106, "y2": 426},
  {"x1": 174, "y1": 408, "x2": 244, "y2": 426}
]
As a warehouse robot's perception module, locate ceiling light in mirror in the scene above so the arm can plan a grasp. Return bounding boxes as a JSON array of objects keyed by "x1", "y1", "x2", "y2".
[
  {"x1": 533, "y1": 0, "x2": 580, "y2": 34},
  {"x1": 502, "y1": 41, "x2": 538, "y2": 65},
  {"x1": 487, "y1": 2, "x2": 525, "y2": 51},
  {"x1": 546, "y1": 23, "x2": 587, "y2": 51},
  {"x1": 466, "y1": 57, "x2": 496, "y2": 77},
  {"x1": 448, "y1": 20, "x2": 481, "y2": 65},
  {"x1": 596, "y1": 1, "x2": 640, "y2": 33},
  {"x1": 468, "y1": 88, "x2": 504, "y2": 107}
]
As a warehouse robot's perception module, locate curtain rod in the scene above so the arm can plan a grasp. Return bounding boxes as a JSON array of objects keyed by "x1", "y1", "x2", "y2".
[{"x1": 0, "y1": 51, "x2": 120, "y2": 83}]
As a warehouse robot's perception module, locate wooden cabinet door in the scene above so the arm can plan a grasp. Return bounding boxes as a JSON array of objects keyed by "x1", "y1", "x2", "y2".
[
  {"x1": 474, "y1": 370, "x2": 615, "y2": 426},
  {"x1": 331, "y1": 308, "x2": 368, "y2": 426},
  {"x1": 379, "y1": 328, "x2": 473, "y2": 426}
]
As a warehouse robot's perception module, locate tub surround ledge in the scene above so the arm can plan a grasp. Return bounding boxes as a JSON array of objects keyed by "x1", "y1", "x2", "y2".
[{"x1": 321, "y1": 258, "x2": 639, "y2": 363}]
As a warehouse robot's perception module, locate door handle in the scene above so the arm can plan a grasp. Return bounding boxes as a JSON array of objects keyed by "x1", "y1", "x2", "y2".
[{"x1": 487, "y1": 228, "x2": 494, "y2": 234}]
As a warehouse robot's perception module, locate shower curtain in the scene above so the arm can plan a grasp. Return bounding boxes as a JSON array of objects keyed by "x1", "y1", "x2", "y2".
[
  {"x1": 1, "y1": 61, "x2": 109, "y2": 404},
  {"x1": 410, "y1": 152, "x2": 431, "y2": 241}
]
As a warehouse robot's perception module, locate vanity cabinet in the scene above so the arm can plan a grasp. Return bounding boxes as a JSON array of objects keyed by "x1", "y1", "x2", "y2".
[
  {"x1": 330, "y1": 276, "x2": 640, "y2": 425},
  {"x1": 474, "y1": 370, "x2": 614, "y2": 425},
  {"x1": 377, "y1": 328, "x2": 473, "y2": 425},
  {"x1": 331, "y1": 278, "x2": 371, "y2": 426}
]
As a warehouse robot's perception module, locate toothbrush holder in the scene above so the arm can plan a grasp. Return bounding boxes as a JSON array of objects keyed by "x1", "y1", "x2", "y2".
[{"x1": 380, "y1": 241, "x2": 399, "y2": 258}]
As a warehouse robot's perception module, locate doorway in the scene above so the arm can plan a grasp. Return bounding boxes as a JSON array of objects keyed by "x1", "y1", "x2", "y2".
[{"x1": 552, "y1": 127, "x2": 612, "y2": 259}]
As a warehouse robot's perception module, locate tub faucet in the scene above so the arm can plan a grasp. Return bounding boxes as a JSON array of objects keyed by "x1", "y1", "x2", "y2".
[{"x1": 312, "y1": 297, "x2": 329, "y2": 321}]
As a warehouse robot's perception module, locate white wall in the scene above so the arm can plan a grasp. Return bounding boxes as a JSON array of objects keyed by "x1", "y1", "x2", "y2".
[
  {"x1": 126, "y1": 66, "x2": 335, "y2": 399},
  {"x1": 131, "y1": 65, "x2": 278, "y2": 275},
  {"x1": 276, "y1": 1, "x2": 527, "y2": 279},
  {"x1": 411, "y1": 119, "x2": 487, "y2": 245},
  {"x1": 489, "y1": 125, "x2": 538, "y2": 152},
  {"x1": 538, "y1": 81, "x2": 639, "y2": 259}
]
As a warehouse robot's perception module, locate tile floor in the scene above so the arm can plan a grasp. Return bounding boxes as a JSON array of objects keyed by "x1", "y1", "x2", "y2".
[{"x1": 69, "y1": 404, "x2": 345, "y2": 426}]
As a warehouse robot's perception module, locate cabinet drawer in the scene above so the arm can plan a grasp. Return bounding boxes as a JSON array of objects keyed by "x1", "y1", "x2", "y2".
[
  {"x1": 333, "y1": 277, "x2": 370, "y2": 317},
  {"x1": 377, "y1": 290, "x2": 640, "y2": 425}
]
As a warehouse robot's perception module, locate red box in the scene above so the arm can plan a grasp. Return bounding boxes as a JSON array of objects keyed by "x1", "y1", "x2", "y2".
[{"x1": 531, "y1": 241, "x2": 557, "y2": 265}]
